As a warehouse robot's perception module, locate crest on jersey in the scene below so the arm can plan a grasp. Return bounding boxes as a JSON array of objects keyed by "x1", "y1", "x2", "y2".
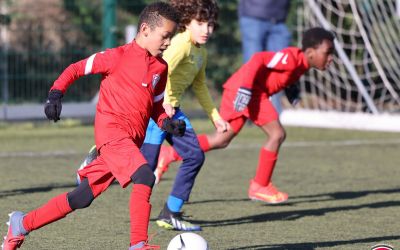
[{"x1": 152, "y1": 74, "x2": 160, "y2": 88}]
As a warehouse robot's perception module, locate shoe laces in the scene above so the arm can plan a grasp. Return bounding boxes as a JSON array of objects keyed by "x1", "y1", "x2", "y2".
[
  {"x1": 3, "y1": 229, "x2": 25, "y2": 249},
  {"x1": 265, "y1": 183, "x2": 279, "y2": 194},
  {"x1": 171, "y1": 211, "x2": 193, "y2": 221}
]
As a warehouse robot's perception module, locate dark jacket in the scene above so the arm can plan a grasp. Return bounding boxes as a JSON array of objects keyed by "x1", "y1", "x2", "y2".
[{"x1": 238, "y1": 0, "x2": 290, "y2": 23}]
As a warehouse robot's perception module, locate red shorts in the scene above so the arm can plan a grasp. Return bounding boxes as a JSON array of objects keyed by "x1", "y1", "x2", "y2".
[
  {"x1": 77, "y1": 137, "x2": 147, "y2": 197},
  {"x1": 219, "y1": 89, "x2": 278, "y2": 133}
]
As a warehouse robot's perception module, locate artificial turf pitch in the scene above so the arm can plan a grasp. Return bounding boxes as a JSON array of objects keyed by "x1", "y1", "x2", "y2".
[{"x1": 0, "y1": 120, "x2": 399, "y2": 249}]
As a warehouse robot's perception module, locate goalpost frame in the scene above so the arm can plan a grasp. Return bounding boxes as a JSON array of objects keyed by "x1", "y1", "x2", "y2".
[{"x1": 280, "y1": 0, "x2": 400, "y2": 132}]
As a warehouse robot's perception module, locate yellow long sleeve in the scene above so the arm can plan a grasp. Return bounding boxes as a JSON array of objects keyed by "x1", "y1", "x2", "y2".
[{"x1": 162, "y1": 30, "x2": 221, "y2": 121}]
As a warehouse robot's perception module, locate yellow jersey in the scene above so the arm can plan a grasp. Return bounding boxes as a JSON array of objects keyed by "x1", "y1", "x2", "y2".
[{"x1": 163, "y1": 30, "x2": 221, "y2": 121}]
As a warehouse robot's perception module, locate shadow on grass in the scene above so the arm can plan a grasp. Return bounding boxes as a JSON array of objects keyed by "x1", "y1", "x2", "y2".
[
  {"x1": 188, "y1": 187, "x2": 400, "y2": 206},
  {"x1": 0, "y1": 182, "x2": 119, "y2": 198},
  {"x1": 289, "y1": 187, "x2": 400, "y2": 204},
  {"x1": 192, "y1": 200, "x2": 400, "y2": 227},
  {"x1": 0, "y1": 183, "x2": 77, "y2": 198},
  {"x1": 226, "y1": 235, "x2": 400, "y2": 249}
]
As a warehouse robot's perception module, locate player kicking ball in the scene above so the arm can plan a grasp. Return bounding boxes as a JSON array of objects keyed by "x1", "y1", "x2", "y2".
[
  {"x1": 1, "y1": 2, "x2": 183, "y2": 250},
  {"x1": 77, "y1": 0, "x2": 228, "y2": 232},
  {"x1": 156, "y1": 27, "x2": 335, "y2": 204}
]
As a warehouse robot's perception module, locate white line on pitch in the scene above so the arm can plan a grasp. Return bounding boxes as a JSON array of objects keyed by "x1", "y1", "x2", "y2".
[
  {"x1": 226, "y1": 138, "x2": 400, "y2": 149},
  {"x1": 1, "y1": 138, "x2": 400, "y2": 157}
]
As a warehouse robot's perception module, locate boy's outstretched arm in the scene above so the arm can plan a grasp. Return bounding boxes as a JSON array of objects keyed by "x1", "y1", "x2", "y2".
[{"x1": 44, "y1": 47, "x2": 122, "y2": 122}]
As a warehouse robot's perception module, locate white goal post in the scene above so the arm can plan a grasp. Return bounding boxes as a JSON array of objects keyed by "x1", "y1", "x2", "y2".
[{"x1": 281, "y1": 0, "x2": 400, "y2": 132}]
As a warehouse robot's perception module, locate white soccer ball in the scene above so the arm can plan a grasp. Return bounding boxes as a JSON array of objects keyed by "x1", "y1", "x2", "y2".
[{"x1": 167, "y1": 232, "x2": 209, "y2": 250}]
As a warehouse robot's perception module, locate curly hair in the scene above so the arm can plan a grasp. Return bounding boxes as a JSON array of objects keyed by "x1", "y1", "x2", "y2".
[
  {"x1": 138, "y1": 2, "x2": 181, "y2": 31},
  {"x1": 169, "y1": 0, "x2": 219, "y2": 32}
]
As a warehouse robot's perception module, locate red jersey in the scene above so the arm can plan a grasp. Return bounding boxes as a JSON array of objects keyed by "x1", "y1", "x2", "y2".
[
  {"x1": 51, "y1": 41, "x2": 168, "y2": 147},
  {"x1": 224, "y1": 47, "x2": 309, "y2": 97}
]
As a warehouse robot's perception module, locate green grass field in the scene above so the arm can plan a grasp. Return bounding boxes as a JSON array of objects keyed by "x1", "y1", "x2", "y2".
[{"x1": 1, "y1": 120, "x2": 400, "y2": 249}]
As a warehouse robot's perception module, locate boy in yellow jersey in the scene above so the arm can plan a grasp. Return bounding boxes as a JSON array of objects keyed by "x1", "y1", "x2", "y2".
[
  {"x1": 76, "y1": 0, "x2": 228, "y2": 231},
  {"x1": 143, "y1": 0, "x2": 228, "y2": 232}
]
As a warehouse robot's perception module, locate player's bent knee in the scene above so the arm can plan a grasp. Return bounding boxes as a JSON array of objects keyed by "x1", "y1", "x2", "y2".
[
  {"x1": 271, "y1": 129, "x2": 286, "y2": 144},
  {"x1": 131, "y1": 164, "x2": 155, "y2": 187},
  {"x1": 67, "y1": 178, "x2": 94, "y2": 210},
  {"x1": 278, "y1": 130, "x2": 287, "y2": 143}
]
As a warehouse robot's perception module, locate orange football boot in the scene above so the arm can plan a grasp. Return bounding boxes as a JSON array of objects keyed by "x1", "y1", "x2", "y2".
[{"x1": 248, "y1": 179, "x2": 288, "y2": 204}]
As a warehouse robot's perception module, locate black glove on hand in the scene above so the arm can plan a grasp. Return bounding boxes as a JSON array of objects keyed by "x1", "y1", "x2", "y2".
[
  {"x1": 162, "y1": 118, "x2": 186, "y2": 137},
  {"x1": 44, "y1": 89, "x2": 63, "y2": 122},
  {"x1": 284, "y1": 84, "x2": 301, "y2": 106},
  {"x1": 233, "y1": 87, "x2": 252, "y2": 112}
]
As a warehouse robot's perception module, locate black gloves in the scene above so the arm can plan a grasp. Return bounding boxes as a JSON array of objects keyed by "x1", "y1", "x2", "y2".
[
  {"x1": 162, "y1": 118, "x2": 186, "y2": 137},
  {"x1": 44, "y1": 89, "x2": 63, "y2": 122},
  {"x1": 233, "y1": 87, "x2": 252, "y2": 112},
  {"x1": 284, "y1": 84, "x2": 301, "y2": 106}
]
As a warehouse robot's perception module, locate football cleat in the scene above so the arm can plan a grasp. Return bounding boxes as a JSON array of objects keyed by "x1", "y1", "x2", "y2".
[
  {"x1": 248, "y1": 179, "x2": 288, "y2": 204},
  {"x1": 129, "y1": 242, "x2": 160, "y2": 250},
  {"x1": 1, "y1": 211, "x2": 27, "y2": 250},
  {"x1": 154, "y1": 145, "x2": 179, "y2": 184},
  {"x1": 156, "y1": 204, "x2": 201, "y2": 231},
  {"x1": 76, "y1": 145, "x2": 98, "y2": 185}
]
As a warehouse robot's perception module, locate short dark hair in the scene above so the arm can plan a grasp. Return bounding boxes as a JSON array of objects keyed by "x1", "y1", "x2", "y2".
[
  {"x1": 170, "y1": 0, "x2": 219, "y2": 32},
  {"x1": 302, "y1": 27, "x2": 335, "y2": 50},
  {"x1": 138, "y1": 2, "x2": 180, "y2": 31}
]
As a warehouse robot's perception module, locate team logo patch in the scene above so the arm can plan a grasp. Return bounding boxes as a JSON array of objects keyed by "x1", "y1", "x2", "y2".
[
  {"x1": 370, "y1": 244, "x2": 394, "y2": 250},
  {"x1": 152, "y1": 74, "x2": 160, "y2": 88}
]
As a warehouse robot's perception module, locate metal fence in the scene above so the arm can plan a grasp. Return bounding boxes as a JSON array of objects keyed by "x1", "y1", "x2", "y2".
[{"x1": 0, "y1": 0, "x2": 242, "y2": 121}]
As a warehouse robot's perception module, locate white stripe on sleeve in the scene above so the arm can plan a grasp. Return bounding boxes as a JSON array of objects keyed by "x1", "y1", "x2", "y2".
[
  {"x1": 153, "y1": 92, "x2": 164, "y2": 102},
  {"x1": 266, "y1": 52, "x2": 284, "y2": 69},
  {"x1": 84, "y1": 53, "x2": 97, "y2": 75}
]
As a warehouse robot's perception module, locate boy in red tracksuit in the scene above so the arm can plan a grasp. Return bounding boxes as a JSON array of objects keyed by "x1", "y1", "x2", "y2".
[
  {"x1": 1, "y1": 2, "x2": 183, "y2": 250},
  {"x1": 156, "y1": 27, "x2": 335, "y2": 204}
]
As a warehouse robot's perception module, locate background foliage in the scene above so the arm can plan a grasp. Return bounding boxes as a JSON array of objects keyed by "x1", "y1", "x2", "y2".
[{"x1": 1, "y1": 0, "x2": 245, "y2": 103}]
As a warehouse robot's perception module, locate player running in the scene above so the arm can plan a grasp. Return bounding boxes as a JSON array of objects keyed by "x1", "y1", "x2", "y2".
[
  {"x1": 156, "y1": 27, "x2": 335, "y2": 204},
  {"x1": 76, "y1": 0, "x2": 228, "y2": 232},
  {"x1": 147, "y1": 0, "x2": 229, "y2": 232},
  {"x1": 1, "y1": 2, "x2": 182, "y2": 250}
]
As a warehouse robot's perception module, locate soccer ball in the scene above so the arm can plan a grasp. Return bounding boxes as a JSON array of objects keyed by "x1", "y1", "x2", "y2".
[{"x1": 167, "y1": 232, "x2": 209, "y2": 250}]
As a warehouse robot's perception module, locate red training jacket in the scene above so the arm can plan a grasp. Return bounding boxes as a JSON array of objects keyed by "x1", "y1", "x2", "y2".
[
  {"x1": 224, "y1": 47, "x2": 309, "y2": 97},
  {"x1": 51, "y1": 41, "x2": 168, "y2": 148}
]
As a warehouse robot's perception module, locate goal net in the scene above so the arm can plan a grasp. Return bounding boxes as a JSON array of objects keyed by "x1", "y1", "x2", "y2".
[{"x1": 281, "y1": 0, "x2": 400, "y2": 132}]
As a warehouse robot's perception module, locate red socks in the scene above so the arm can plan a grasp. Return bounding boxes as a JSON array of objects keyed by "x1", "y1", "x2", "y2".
[
  {"x1": 21, "y1": 185, "x2": 153, "y2": 246},
  {"x1": 160, "y1": 144, "x2": 182, "y2": 161},
  {"x1": 129, "y1": 184, "x2": 152, "y2": 246},
  {"x1": 197, "y1": 134, "x2": 210, "y2": 152},
  {"x1": 162, "y1": 134, "x2": 210, "y2": 163},
  {"x1": 254, "y1": 148, "x2": 278, "y2": 186},
  {"x1": 22, "y1": 192, "x2": 72, "y2": 232}
]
